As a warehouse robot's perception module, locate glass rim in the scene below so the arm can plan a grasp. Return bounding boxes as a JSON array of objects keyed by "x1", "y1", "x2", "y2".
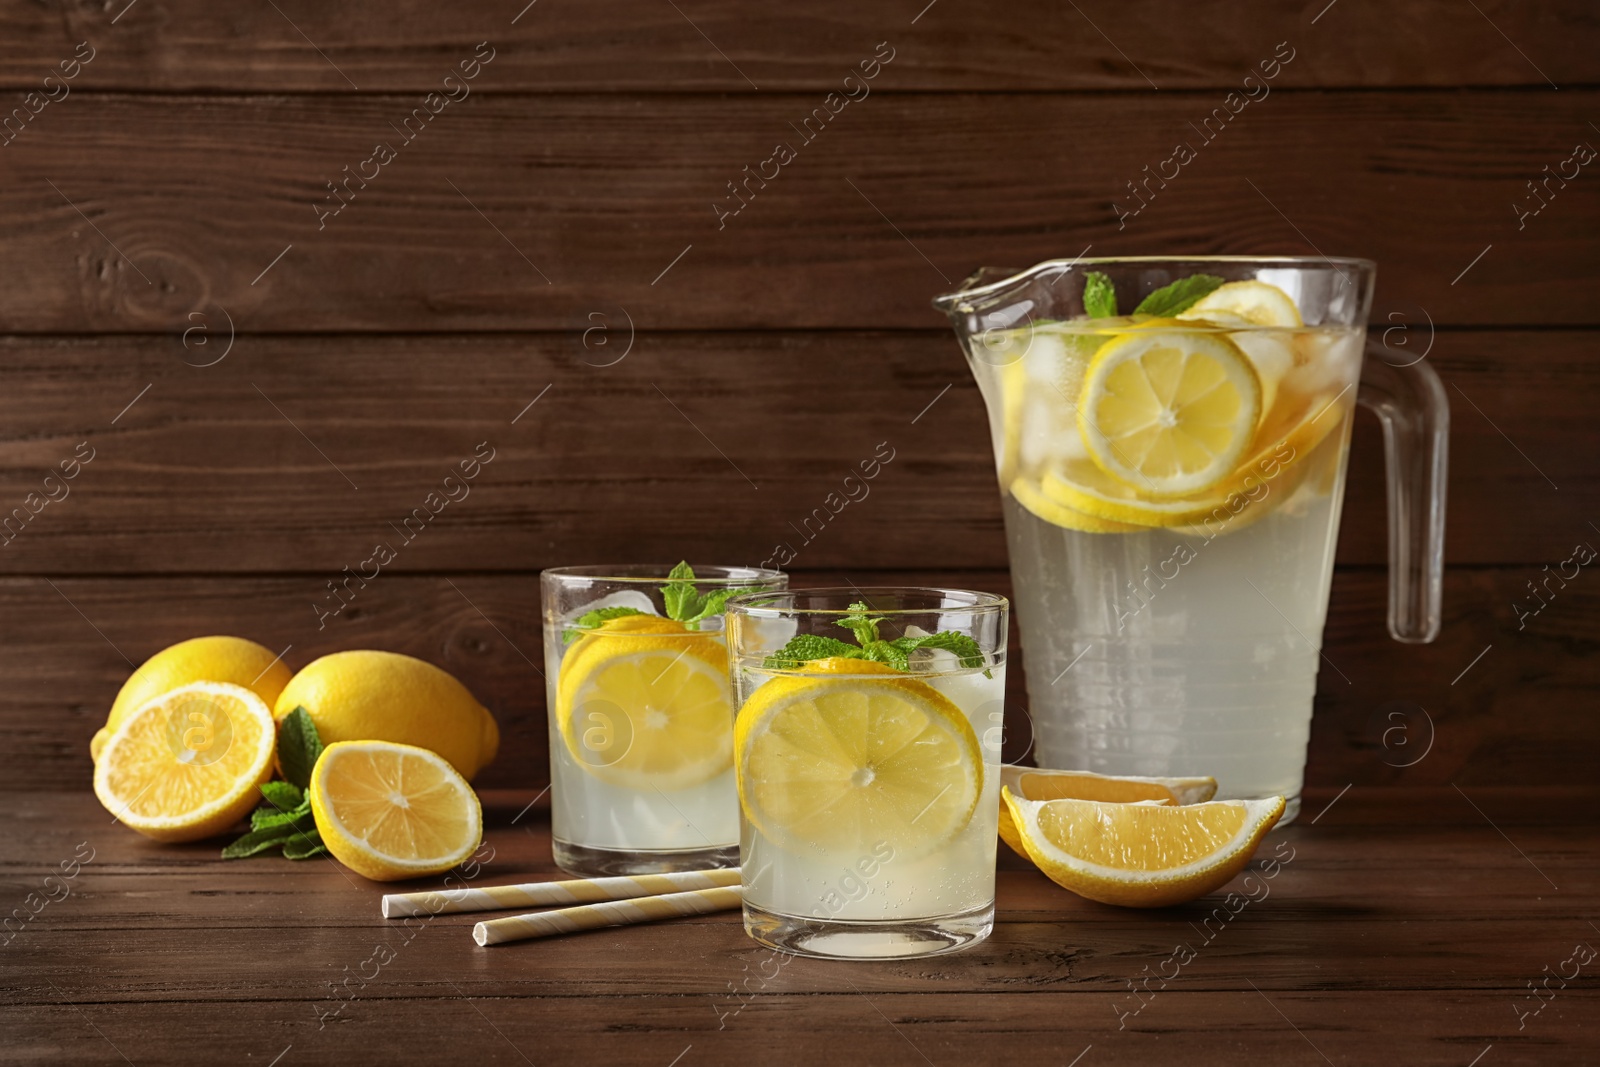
[
  {"x1": 541, "y1": 563, "x2": 786, "y2": 586},
  {"x1": 725, "y1": 586, "x2": 1008, "y2": 618},
  {"x1": 933, "y1": 255, "x2": 1377, "y2": 311}
]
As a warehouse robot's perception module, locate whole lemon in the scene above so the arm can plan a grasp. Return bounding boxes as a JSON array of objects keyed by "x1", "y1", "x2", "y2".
[
  {"x1": 92, "y1": 636, "x2": 294, "y2": 762},
  {"x1": 274, "y1": 650, "x2": 499, "y2": 780}
]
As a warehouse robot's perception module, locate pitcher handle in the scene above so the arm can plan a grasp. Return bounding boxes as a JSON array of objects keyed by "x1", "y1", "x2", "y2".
[{"x1": 1356, "y1": 340, "x2": 1450, "y2": 643}]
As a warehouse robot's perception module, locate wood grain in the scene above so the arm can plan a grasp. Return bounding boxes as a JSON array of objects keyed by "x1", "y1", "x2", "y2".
[
  {"x1": 3, "y1": 566, "x2": 1594, "y2": 792},
  {"x1": 2, "y1": 789, "x2": 1595, "y2": 1065},
  {"x1": 0, "y1": 93, "x2": 1595, "y2": 331},
  {"x1": 0, "y1": 331, "x2": 1591, "y2": 575},
  {"x1": 1, "y1": 1, "x2": 1593, "y2": 92}
]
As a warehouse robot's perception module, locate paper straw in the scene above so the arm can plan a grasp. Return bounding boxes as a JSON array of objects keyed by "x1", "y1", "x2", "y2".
[
  {"x1": 381, "y1": 867, "x2": 741, "y2": 918},
  {"x1": 473, "y1": 885, "x2": 743, "y2": 946}
]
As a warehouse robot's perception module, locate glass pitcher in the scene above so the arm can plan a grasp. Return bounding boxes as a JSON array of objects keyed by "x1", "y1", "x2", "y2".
[{"x1": 934, "y1": 257, "x2": 1448, "y2": 822}]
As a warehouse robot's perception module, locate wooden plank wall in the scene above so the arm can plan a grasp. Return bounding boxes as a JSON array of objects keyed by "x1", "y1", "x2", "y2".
[{"x1": 1, "y1": 1, "x2": 1595, "y2": 791}]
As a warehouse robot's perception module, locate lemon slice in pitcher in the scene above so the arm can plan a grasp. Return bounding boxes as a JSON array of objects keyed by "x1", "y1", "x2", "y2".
[{"x1": 1077, "y1": 330, "x2": 1261, "y2": 497}]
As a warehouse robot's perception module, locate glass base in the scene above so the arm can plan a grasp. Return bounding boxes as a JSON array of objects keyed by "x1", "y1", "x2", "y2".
[
  {"x1": 743, "y1": 901, "x2": 994, "y2": 960},
  {"x1": 1277, "y1": 793, "x2": 1302, "y2": 827},
  {"x1": 552, "y1": 838, "x2": 738, "y2": 877}
]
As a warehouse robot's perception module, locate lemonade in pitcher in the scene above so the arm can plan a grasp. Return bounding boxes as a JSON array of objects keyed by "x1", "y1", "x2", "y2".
[{"x1": 939, "y1": 259, "x2": 1448, "y2": 823}]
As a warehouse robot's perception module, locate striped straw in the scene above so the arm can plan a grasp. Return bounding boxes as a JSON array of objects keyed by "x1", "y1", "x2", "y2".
[
  {"x1": 473, "y1": 885, "x2": 743, "y2": 946},
  {"x1": 380, "y1": 867, "x2": 741, "y2": 918}
]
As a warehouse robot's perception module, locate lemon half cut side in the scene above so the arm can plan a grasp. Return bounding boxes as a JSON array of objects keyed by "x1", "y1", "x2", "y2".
[{"x1": 94, "y1": 681, "x2": 277, "y2": 842}]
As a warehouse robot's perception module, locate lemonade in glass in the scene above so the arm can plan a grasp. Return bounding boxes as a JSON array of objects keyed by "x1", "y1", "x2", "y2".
[
  {"x1": 542, "y1": 564, "x2": 786, "y2": 876},
  {"x1": 726, "y1": 588, "x2": 1008, "y2": 959}
]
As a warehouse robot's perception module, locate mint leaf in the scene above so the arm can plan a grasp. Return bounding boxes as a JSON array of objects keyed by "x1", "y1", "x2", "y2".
[
  {"x1": 1082, "y1": 271, "x2": 1118, "y2": 318},
  {"x1": 906, "y1": 631, "x2": 986, "y2": 670},
  {"x1": 250, "y1": 798, "x2": 313, "y2": 832},
  {"x1": 564, "y1": 605, "x2": 647, "y2": 643},
  {"x1": 221, "y1": 824, "x2": 299, "y2": 859},
  {"x1": 685, "y1": 586, "x2": 762, "y2": 629},
  {"x1": 282, "y1": 827, "x2": 329, "y2": 860},
  {"x1": 836, "y1": 602, "x2": 884, "y2": 647},
  {"x1": 762, "y1": 634, "x2": 862, "y2": 670},
  {"x1": 662, "y1": 561, "x2": 704, "y2": 622},
  {"x1": 1134, "y1": 274, "x2": 1226, "y2": 317},
  {"x1": 278, "y1": 707, "x2": 324, "y2": 791},
  {"x1": 259, "y1": 780, "x2": 304, "y2": 811},
  {"x1": 858, "y1": 641, "x2": 909, "y2": 671}
]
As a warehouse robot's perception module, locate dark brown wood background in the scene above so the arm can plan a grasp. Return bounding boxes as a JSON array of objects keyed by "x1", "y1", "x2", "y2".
[{"x1": 1, "y1": 0, "x2": 1597, "y2": 797}]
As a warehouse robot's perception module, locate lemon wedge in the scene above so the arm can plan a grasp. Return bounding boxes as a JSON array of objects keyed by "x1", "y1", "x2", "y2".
[
  {"x1": 94, "y1": 682, "x2": 277, "y2": 842},
  {"x1": 1077, "y1": 330, "x2": 1262, "y2": 497},
  {"x1": 557, "y1": 615, "x2": 733, "y2": 791},
  {"x1": 310, "y1": 740, "x2": 483, "y2": 881},
  {"x1": 735, "y1": 658, "x2": 982, "y2": 860},
  {"x1": 995, "y1": 765, "x2": 1216, "y2": 859},
  {"x1": 1003, "y1": 788, "x2": 1284, "y2": 907}
]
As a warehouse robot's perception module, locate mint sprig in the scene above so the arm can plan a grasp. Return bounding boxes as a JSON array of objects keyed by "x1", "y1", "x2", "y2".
[
  {"x1": 1082, "y1": 271, "x2": 1118, "y2": 318},
  {"x1": 1134, "y1": 273, "x2": 1226, "y2": 317},
  {"x1": 762, "y1": 601, "x2": 988, "y2": 675},
  {"x1": 563, "y1": 562, "x2": 760, "y2": 642},
  {"x1": 221, "y1": 707, "x2": 330, "y2": 861}
]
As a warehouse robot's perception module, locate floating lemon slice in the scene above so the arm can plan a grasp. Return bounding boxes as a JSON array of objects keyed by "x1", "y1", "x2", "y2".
[
  {"x1": 557, "y1": 615, "x2": 733, "y2": 791},
  {"x1": 1178, "y1": 281, "x2": 1302, "y2": 417},
  {"x1": 1077, "y1": 330, "x2": 1262, "y2": 497},
  {"x1": 735, "y1": 658, "x2": 982, "y2": 860},
  {"x1": 1179, "y1": 280, "x2": 1303, "y2": 328},
  {"x1": 996, "y1": 766, "x2": 1217, "y2": 859},
  {"x1": 311, "y1": 740, "x2": 483, "y2": 881},
  {"x1": 94, "y1": 682, "x2": 277, "y2": 842},
  {"x1": 1010, "y1": 474, "x2": 1146, "y2": 533},
  {"x1": 1003, "y1": 788, "x2": 1284, "y2": 907}
]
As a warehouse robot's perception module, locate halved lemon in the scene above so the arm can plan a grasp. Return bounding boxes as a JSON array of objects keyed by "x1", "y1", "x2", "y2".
[
  {"x1": 735, "y1": 658, "x2": 982, "y2": 859},
  {"x1": 310, "y1": 740, "x2": 483, "y2": 881},
  {"x1": 557, "y1": 615, "x2": 733, "y2": 791},
  {"x1": 995, "y1": 765, "x2": 1216, "y2": 859},
  {"x1": 93, "y1": 681, "x2": 277, "y2": 842},
  {"x1": 1078, "y1": 330, "x2": 1262, "y2": 497},
  {"x1": 1003, "y1": 788, "x2": 1284, "y2": 907}
]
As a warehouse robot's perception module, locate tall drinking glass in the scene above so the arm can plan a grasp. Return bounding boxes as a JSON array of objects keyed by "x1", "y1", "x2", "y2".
[
  {"x1": 935, "y1": 258, "x2": 1448, "y2": 822},
  {"x1": 541, "y1": 564, "x2": 786, "y2": 876},
  {"x1": 726, "y1": 588, "x2": 1008, "y2": 959}
]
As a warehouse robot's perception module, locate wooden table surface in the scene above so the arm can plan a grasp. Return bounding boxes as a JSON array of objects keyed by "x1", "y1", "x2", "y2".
[{"x1": 4, "y1": 787, "x2": 1597, "y2": 1065}]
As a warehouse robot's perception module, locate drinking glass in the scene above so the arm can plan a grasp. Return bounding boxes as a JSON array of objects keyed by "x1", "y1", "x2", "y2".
[
  {"x1": 726, "y1": 587, "x2": 1008, "y2": 959},
  {"x1": 541, "y1": 564, "x2": 786, "y2": 876},
  {"x1": 935, "y1": 257, "x2": 1447, "y2": 822}
]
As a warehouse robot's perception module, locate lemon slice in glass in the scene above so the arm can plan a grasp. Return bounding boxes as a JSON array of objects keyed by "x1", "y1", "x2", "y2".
[
  {"x1": 735, "y1": 659, "x2": 981, "y2": 860},
  {"x1": 1003, "y1": 788, "x2": 1284, "y2": 907},
  {"x1": 557, "y1": 615, "x2": 733, "y2": 791},
  {"x1": 1077, "y1": 329, "x2": 1262, "y2": 497}
]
